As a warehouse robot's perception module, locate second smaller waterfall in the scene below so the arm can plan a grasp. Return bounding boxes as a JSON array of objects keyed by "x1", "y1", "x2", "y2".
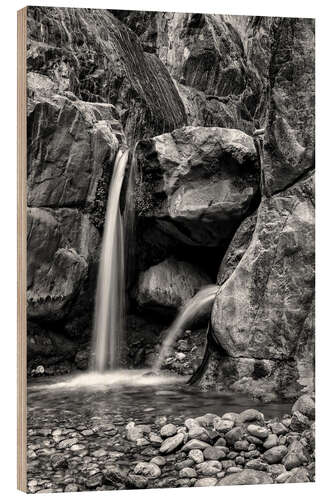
[{"x1": 154, "y1": 284, "x2": 219, "y2": 372}]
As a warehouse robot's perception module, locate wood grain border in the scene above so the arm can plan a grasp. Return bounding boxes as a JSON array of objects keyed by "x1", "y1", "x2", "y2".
[{"x1": 17, "y1": 6, "x2": 27, "y2": 493}]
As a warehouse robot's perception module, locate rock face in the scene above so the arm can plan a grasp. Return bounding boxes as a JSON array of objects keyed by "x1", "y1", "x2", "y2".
[
  {"x1": 27, "y1": 7, "x2": 187, "y2": 145},
  {"x1": 26, "y1": 7, "x2": 315, "y2": 389},
  {"x1": 137, "y1": 126, "x2": 260, "y2": 247},
  {"x1": 136, "y1": 258, "x2": 211, "y2": 313},
  {"x1": 212, "y1": 175, "x2": 314, "y2": 361},
  {"x1": 209, "y1": 17, "x2": 315, "y2": 398},
  {"x1": 114, "y1": 12, "x2": 273, "y2": 134},
  {"x1": 263, "y1": 18, "x2": 315, "y2": 196}
]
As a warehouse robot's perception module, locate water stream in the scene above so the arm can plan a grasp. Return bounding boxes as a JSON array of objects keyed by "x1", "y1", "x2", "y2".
[
  {"x1": 154, "y1": 285, "x2": 219, "y2": 372},
  {"x1": 91, "y1": 149, "x2": 129, "y2": 372}
]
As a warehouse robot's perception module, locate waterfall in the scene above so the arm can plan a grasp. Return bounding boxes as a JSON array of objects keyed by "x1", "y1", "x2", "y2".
[
  {"x1": 154, "y1": 285, "x2": 219, "y2": 372},
  {"x1": 91, "y1": 148, "x2": 129, "y2": 372}
]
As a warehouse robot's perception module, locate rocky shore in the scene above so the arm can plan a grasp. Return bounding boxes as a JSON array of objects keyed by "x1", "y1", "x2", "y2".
[{"x1": 27, "y1": 394, "x2": 315, "y2": 492}]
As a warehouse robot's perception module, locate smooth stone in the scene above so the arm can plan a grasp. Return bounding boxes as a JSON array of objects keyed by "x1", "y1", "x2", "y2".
[
  {"x1": 213, "y1": 417, "x2": 234, "y2": 433},
  {"x1": 179, "y1": 467, "x2": 197, "y2": 479},
  {"x1": 134, "y1": 462, "x2": 161, "y2": 478},
  {"x1": 160, "y1": 423, "x2": 177, "y2": 438},
  {"x1": 215, "y1": 437, "x2": 227, "y2": 447},
  {"x1": 269, "y1": 422, "x2": 288, "y2": 435},
  {"x1": 290, "y1": 411, "x2": 310, "y2": 432},
  {"x1": 239, "y1": 409, "x2": 264, "y2": 424},
  {"x1": 182, "y1": 439, "x2": 210, "y2": 451},
  {"x1": 217, "y1": 470, "x2": 273, "y2": 485},
  {"x1": 283, "y1": 453, "x2": 304, "y2": 471},
  {"x1": 188, "y1": 449, "x2": 204, "y2": 464},
  {"x1": 150, "y1": 456, "x2": 166, "y2": 466},
  {"x1": 184, "y1": 418, "x2": 198, "y2": 430},
  {"x1": 160, "y1": 432, "x2": 185, "y2": 454},
  {"x1": 176, "y1": 459, "x2": 194, "y2": 471},
  {"x1": 225, "y1": 427, "x2": 244, "y2": 445},
  {"x1": 195, "y1": 414, "x2": 218, "y2": 428},
  {"x1": 268, "y1": 464, "x2": 286, "y2": 477},
  {"x1": 126, "y1": 474, "x2": 148, "y2": 489},
  {"x1": 149, "y1": 432, "x2": 163, "y2": 444},
  {"x1": 195, "y1": 477, "x2": 217, "y2": 487},
  {"x1": 221, "y1": 412, "x2": 240, "y2": 423},
  {"x1": 188, "y1": 426, "x2": 210, "y2": 441},
  {"x1": 246, "y1": 435, "x2": 262, "y2": 446},
  {"x1": 292, "y1": 395, "x2": 315, "y2": 419},
  {"x1": 234, "y1": 440, "x2": 249, "y2": 451},
  {"x1": 92, "y1": 449, "x2": 107, "y2": 458},
  {"x1": 263, "y1": 434, "x2": 279, "y2": 449},
  {"x1": 245, "y1": 459, "x2": 268, "y2": 471},
  {"x1": 277, "y1": 467, "x2": 310, "y2": 483},
  {"x1": 203, "y1": 446, "x2": 226, "y2": 460},
  {"x1": 263, "y1": 445, "x2": 288, "y2": 464},
  {"x1": 227, "y1": 466, "x2": 243, "y2": 473},
  {"x1": 64, "y1": 484, "x2": 79, "y2": 492},
  {"x1": 247, "y1": 424, "x2": 269, "y2": 440},
  {"x1": 196, "y1": 460, "x2": 222, "y2": 476},
  {"x1": 221, "y1": 460, "x2": 236, "y2": 470}
]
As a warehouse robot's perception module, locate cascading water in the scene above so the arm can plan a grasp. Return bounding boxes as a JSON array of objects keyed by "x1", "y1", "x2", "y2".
[
  {"x1": 91, "y1": 148, "x2": 129, "y2": 372},
  {"x1": 153, "y1": 284, "x2": 219, "y2": 372}
]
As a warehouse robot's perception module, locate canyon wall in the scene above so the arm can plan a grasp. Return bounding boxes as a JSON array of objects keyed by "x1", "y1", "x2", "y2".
[{"x1": 26, "y1": 7, "x2": 315, "y2": 399}]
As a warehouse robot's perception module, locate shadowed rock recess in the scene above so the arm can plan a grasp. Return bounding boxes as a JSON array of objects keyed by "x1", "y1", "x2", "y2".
[{"x1": 27, "y1": 8, "x2": 314, "y2": 400}]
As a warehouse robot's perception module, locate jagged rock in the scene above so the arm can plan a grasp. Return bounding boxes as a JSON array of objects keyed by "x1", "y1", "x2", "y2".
[
  {"x1": 136, "y1": 257, "x2": 211, "y2": 312},
  {"x1": 137, "y1": 126, "x2": 259, "y2": 247},
  {"x1": 217, "y1": 469, "x2": 273, "y2": 485},
  {"x1": 263, "y1": 18, "x2": 315, "y2": 196},
  {"x1": 263, "y1": 445, "x2": 288, "y2": 464},
  {"x1": 116, "y1": 12, "x2": 273, "y2": 133},
  {"x1": 27, "y1": 7, "x2": 187, "y2": 145}
]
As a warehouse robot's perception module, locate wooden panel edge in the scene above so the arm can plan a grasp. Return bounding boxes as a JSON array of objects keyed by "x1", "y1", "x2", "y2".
[{"x1": 17, "y1": 6, "x2": 27, "y2": 493}]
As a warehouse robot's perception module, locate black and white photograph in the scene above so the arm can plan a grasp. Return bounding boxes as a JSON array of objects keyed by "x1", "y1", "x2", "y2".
[{"x1": 17, "y1": 3, "x2": 315, "y2": 493}]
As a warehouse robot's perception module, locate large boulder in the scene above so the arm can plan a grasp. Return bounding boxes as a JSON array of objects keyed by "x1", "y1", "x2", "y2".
[
  {"x1": 136, "y1": 257, "x2": 211, "y2": 313},
  {"x1": 212, "y1": 174, "x2": 314, "y2": 360},
  {"x1": 27, "y1": 207, "x2": 100, "y2": 321},
  {"x1": 137, "y1": 126, "x2": 260, "y2": 247},
  {"x1": 211, "y1": 174, "x2": 314, "y2": 397}
]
